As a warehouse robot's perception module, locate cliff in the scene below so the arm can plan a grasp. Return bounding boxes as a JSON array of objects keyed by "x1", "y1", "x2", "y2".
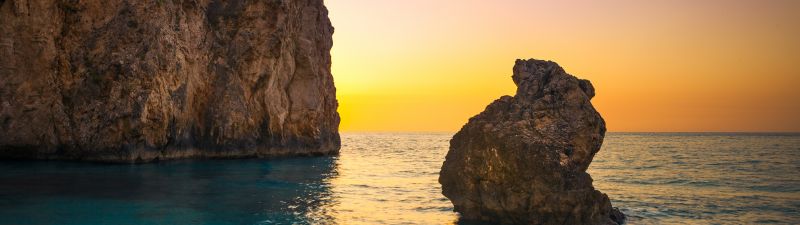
[
  {"x1": 0, "y1": 0, "x2": 340, "y2": 162},
  {"x1": 439, "y1": 59, "x2": 624, "y2": 224}
]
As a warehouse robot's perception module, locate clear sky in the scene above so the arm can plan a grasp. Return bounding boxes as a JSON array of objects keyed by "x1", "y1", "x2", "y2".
[{"x1": 326, "y1": 0, "x2": 800, "y2": 132}]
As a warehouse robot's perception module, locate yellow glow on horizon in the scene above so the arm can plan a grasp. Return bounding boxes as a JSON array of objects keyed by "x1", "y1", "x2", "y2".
[{"x1": 327, "y1": 0, "x2": 800, "y2": 132}]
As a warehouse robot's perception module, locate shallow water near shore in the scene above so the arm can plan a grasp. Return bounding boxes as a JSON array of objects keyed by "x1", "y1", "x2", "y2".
[{"x1": 1, "y1": 133, "x2": 799, "y2": 224}]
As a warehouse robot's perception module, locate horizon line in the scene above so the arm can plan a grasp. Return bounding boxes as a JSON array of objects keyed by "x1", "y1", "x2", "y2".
[{"x1": 339, "y1": 130, "x2": 800, "y2": 134}]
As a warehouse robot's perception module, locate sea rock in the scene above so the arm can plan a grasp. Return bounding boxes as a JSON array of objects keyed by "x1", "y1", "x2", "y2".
[
  {"x1": 439, "y1": 59, "x2": 625, "y2": 224},
  {"x1": 0, "y1": 0, "x2": 340, "y2": 162}
]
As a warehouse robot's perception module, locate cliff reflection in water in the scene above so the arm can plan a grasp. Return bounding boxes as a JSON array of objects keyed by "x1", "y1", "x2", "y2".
[
  {"x1": 0, "y1": 157, "x2": 339, "y2": 224},
  {"x1": 0, "y1": 133, "x2": 460, "y2": 225}
]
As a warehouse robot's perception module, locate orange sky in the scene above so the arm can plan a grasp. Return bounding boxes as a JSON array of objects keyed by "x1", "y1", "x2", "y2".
[{"x1": 326, "y1": 0, "x2": 800, "y2": 132}]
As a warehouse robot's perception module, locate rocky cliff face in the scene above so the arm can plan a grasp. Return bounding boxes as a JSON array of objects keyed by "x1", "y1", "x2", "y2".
[
  {"x1": 439, "y1": 59, "x2": 624, "y2": 224},
  {"x1": 0, "y1": 0, "x2": 340, "y2": 162}
]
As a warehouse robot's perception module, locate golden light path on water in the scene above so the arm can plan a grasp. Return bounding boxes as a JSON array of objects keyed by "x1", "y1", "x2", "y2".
[{"x1": 314, "y1": 133, "x2": 459, "y2": 224}]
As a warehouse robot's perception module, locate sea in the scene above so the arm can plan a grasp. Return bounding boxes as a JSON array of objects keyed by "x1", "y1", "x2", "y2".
[{"x1": 0, "y1": 133, "x2": 798, "y2": 225}]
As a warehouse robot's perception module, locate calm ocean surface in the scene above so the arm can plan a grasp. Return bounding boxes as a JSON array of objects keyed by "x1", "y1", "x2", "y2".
[{"x1": 1, "y1": 133, "x2": 798, "y2": 224}]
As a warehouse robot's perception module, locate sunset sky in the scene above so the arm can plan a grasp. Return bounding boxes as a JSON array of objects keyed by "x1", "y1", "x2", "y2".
[{"x1": 326, "y1": 0, "x2": 800, "y2": 132}]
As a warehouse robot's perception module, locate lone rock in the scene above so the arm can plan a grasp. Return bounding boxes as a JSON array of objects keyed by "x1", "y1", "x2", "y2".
[{"x1": 439, "y1": 59, "x2": 624, "y2": 224}]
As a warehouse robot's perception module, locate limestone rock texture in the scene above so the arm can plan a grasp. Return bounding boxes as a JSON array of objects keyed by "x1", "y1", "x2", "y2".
[
  {"x1": 0, "y1": 0, "x2": 340, "y2": 162},
  {"x1": 439, "y1": 59, "x2": 624, "y2": 224}
]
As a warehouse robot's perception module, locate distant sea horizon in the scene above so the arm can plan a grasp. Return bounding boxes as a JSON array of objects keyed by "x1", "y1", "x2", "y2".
[{"x1": 340, "y1": 131, "x2": 800, "y2": 135}]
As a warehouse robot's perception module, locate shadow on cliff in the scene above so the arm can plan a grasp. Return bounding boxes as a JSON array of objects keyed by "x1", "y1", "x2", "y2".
[{"x1": 0, "y1": 157, "x2": 339, "y2": 224}]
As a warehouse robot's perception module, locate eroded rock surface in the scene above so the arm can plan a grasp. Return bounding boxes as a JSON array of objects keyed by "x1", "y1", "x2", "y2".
[
  {"x1": 439, "y1": 59, "x2": 624, "y2": 224},
  {"x1": 0, "y1": 0, "x2": 340, "y2": 162}
]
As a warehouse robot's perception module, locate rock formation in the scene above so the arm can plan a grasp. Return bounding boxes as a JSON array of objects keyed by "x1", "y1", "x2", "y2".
[
  {"x1": 0, "y1": 0, "x2": 340, "y2": 162},
  {"x1": 439, "y1": 59, "x2": 625, "y2": 224}
]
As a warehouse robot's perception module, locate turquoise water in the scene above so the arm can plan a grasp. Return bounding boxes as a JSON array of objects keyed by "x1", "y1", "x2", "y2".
[{"x1": 1, "y1": 133, "x2": 799, "y2": 224}]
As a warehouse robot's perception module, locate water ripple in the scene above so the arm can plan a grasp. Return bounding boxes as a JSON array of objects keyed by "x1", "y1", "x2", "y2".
[{"x1": 0, "y1": 133, "x2": 798, "y2": 224}]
